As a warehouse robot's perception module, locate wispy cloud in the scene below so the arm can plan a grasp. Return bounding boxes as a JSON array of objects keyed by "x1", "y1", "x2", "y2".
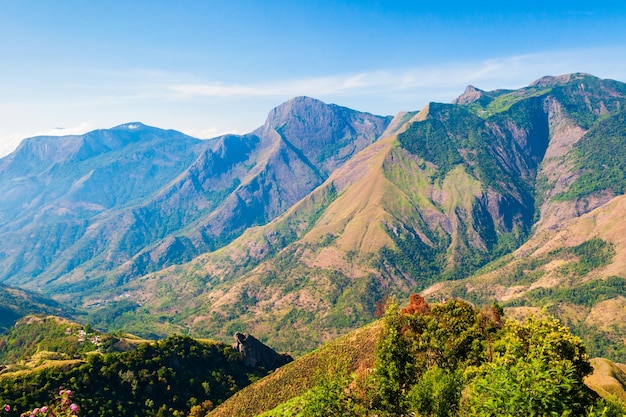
[
  {"x1": 35, "y1": 122, "x2": 95, "y2": 137},
  {"x1": 164, "y1": 46, "x2": 626, "y2": 101},
  {"x1": 3, "y1": 46, "x2": 625, "y2": 158}
]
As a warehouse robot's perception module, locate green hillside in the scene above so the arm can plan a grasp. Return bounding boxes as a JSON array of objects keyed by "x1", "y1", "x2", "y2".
[
  {"x1": 64, "y1": 74, "x2": 626, "y2": 361},
  {"x1": 0, "y1": 283, "x2": 74, "y2": 333},
  {"x1": 212, "y1": 296, "x2": 626, "y2": 417},
  {"x1": 208, "y1": 321, "x2": 380, "y2": 417},
  {"x1": 0, "y1": 332, "x2": 275, "y2": 417},
  {"x1": 424, "y1": 194, "x2": 626, "y2": 362},
  {"x1": 0, "y1": 315, "x2": 145, "y2": 365},
  {"x1": 2, "y1": 73, "x2": 626, "y2": 366}
]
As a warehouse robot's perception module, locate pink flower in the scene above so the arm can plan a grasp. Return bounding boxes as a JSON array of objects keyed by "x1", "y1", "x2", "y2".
[
  {"x1": 3, "y1": 404, "x2": 9, "y2": 412},
  {"x1": 70, "y1": 404, "x2": 78, "y2": 412},
  {"x1": 65, "y1": 390, "x2": 72, "y2": 396},
  {"x1": 40, "y1": 406, "x2": 48, "y2": 413}
]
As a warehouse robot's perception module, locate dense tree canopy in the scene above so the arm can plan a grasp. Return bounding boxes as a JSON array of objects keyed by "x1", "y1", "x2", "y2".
[{"x1": 301, "y1": 295, "x2": 626, "y2": 417}]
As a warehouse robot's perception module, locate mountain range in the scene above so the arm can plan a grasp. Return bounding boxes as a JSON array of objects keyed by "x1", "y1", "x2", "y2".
[{"x1": 1, "y1": 72, "x2": 625, "y2": 358}]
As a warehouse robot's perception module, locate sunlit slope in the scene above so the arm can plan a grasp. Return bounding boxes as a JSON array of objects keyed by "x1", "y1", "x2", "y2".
[
  {"x1": 586, "y1": 358, "x2": 626, "y2": 402},
  {"x1": 208, "y1": 321, "x2": 381, "y2": 417},
  {"x1": 424, "y1": 194, "x2": 626, "y2": 360},
  {"x1": 83, "y1": 74, "x2": 626, "y2": 357},
  {"x1": 112, "y1": 101, "x2": 547, "y2": 354}
]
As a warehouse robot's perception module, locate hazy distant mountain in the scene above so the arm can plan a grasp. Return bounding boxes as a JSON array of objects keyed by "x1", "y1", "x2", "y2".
[
  {"x1": 2, "y1": 74, "x2": 626, "y2": 359},
  {"x1": 0, "y1": 98, "x2": 391, "y2": 295},
  {"x1": 0, "y1": 123, "x2": 204, "y2": 287}
]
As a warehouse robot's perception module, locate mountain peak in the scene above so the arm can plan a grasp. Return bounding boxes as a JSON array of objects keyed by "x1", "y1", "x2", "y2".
[
  {"x1": 284, "y1": 95, "x2": 323, "y2": 105},
  {"x1": 529, "y1": 72, "x2": 596, "y2": 88},
  {"x1": 113, "y1": 122, "x2": 148, "y2": 130},
  {"x1": 452, "y1": 85, "x2": 486, "y2": 105},
  {"x1": 267, "y1": 96, "x2": 328, "y2": 121}
]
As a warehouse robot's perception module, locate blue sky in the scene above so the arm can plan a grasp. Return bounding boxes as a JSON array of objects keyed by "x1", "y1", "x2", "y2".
[{"x1": 1, "y1": 1, "x2": 626, "y2": 156}]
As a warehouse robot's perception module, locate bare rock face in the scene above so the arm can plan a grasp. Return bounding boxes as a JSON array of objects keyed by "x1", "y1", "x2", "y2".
[
  {"x1": 529, "y1": 73, "x2": 591, "y2": 88},
  {"x1": 452, "y1": 85, "x2": 485, "y2": 105},
  {"x1": 233, "y1": 332, "x2": 293, "y2": 370}
]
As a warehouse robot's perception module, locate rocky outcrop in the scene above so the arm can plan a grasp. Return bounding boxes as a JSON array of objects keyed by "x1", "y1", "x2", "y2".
[
  {"x1": 233, "y1": 332, "x2": 293, "y2": 370},
  {"x1": 452, "y1": 85, "x2": 485, "y2": 105}
]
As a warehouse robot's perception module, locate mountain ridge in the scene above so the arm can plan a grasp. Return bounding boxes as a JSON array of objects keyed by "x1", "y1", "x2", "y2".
[
  {"x1": 1, "y1": 73, "x2": 626, "y2": 359},
  {"x1": 0, "y1": 98, "x2": 391, "y2": 295}
]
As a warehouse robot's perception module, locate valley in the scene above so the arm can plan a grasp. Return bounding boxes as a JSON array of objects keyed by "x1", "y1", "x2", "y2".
[{"x1": 1, "y1": 72, "x2": 626, "y2": 415}]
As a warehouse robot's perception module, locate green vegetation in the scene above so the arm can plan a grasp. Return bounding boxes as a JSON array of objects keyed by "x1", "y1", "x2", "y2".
[
  {"x1": 0, "y1": 285, "x2": 73, "y2": 334},
  {"x1": 462, "y1": 86, "x2": 552, "y2": 119},
  {"x1": 453, "y1": 238, "x2": 616, "y2": 303},
  {"x1": 293, "y1": 296, "x2": 625, "y2": 417},
  {"x1": 208, "y1": 322, "x2": 380, "y2": 417},
  {"x1": 557, "y1": 111, "x2": 626, "y2": 201},
  {"x1": 567, "y1": 321, "x2": 626, "y2": 363},
  {"x1": 397, "y1": 117, "x2": 464, "y2": 179},
  {"x1": 522, "y1": 276, "x2": 625, "y2": 308},
  {"x1": 0, "y1": 335, "x2": 269, "y2": 417},
  {"x1": 393, "y1": 101, "x2": 538, "y2": 280},
  {"x1": 379, "y1": 227, "x2": 446, "y2": 289},
  {"x1": 481, "y1": 87, "x2": 552, "y2": 116},
  {"x1": 550, "y1": 75, "x2": 626, "y2": 129},
  {"x1": 0, "y1": 316, "x2": 100, "y2": 365}
]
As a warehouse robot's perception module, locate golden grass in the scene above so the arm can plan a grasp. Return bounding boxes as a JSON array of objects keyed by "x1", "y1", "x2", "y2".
[
  {"x1": 586, "y1": 358, "x2": 626, "y2": 402},
  {"x1": 208, "y1": 321, "x2": 381, "y2": 417},
  {"x1": 584, "y1": 297, "x2": 626, "y2": 331},
  {"x1": 0, "y1": 358, "x2": 82, "y2": 379}
]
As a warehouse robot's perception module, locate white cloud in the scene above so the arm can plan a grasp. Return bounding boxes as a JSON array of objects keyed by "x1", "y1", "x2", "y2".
[
  {"x1": 164, "y1": 46, "x2": 626, "y2": 102},
  {"x1": 180, "y1": 126, "x2": 246, "y2": 139},
  {"x1": 0, "y1": 122, "x2": 94, "y2": 158},
  {"x1": 2, "y1": 46, "x2": 625, "y2": 158}
]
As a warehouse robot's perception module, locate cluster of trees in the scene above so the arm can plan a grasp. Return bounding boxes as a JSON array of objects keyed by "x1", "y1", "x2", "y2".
[
  {"x1": 557, "y1": 109, "x2": 626, "y2": 201},
  {"x1": 0, "y1": 335, "x2": 268, "y2": 417},
  {"x1": 0, "y1": 317, "x2": 105, "y2": 364},
  {"x1": 302, "y1": 295, "x2": 626, "y2": 417}
]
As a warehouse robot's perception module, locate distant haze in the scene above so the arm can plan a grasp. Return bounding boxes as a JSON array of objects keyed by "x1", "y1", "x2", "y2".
[{"x1": 2, "y1": 2, "x2": 626, "y2": 157}]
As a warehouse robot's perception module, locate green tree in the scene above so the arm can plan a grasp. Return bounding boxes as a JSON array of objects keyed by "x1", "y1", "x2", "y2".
[
  {"x1": 462, "y1": 316, "x2": 594, "y2": 417},
  {"x1": 302, "y1": 368, "x2": 363, "y2": 417},
  {"x1": 374, "y1": 298, "x2": 415, "y2": 415},
  {"x1": 406, "y1": 366, "x2": 464, "y2": 417}
]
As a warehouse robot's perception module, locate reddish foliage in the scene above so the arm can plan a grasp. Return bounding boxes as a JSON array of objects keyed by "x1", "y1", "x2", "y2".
[
  {"x1": 401, "y1": 293, "x2": 430, "y2": 316},
  {"x1": 374, "y1": 295, "x2": 392, "y2": 318}
]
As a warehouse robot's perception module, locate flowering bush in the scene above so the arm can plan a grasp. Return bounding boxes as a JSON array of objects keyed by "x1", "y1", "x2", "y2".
[{"x1": 3, "y1": 389, "x2": 78, "y2": 417}]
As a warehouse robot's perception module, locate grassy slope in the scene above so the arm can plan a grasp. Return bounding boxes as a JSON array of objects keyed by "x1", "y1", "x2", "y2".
[
  {"x1": 208, "y1": 316, "x2": 626, "y2": 417},
  {"x1": 0, "y1": 284, "x2": 74, "y2": 333},
  {"x1": 586, "y1": 358, "x2": 626, "y2": 402},
  {"x1": 208, "y1": 321, "x2": 381, "y2": 417},
  {"x1": 83, "y1": 75, "x2": 626, "y2": 358},
  {"x1": 423, "y1": 194, "x2": 626, "y2": 359},
  {"x1": 0, "y1": 314, "x2": 149, "y2": 366},
  {"x1": 111, "y1": 123, "x2": 504, "y2": 354}
]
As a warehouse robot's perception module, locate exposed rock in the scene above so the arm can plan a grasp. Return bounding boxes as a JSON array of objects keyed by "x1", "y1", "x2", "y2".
[
  {"x1": 233, "y1": 332, "x2": 293, "y2": 370},
  {"x1": 452, "y1": 85, "x2": 485, "y2": 105},
  {"x1": 529, "y1": 73, "x2": 592, "y2": 88}
]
